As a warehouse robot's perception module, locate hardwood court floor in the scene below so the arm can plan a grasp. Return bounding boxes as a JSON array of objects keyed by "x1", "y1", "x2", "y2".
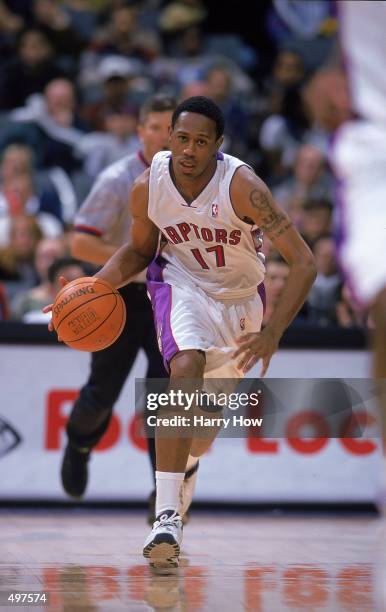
[{"x1": 0, "y1": 510, "x2": 385, "y2": 611}]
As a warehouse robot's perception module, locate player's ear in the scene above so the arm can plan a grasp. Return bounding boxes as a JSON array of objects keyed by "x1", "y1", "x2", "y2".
[{"x1": 216, "y1": 135, "x2": 224, "y2": 150}]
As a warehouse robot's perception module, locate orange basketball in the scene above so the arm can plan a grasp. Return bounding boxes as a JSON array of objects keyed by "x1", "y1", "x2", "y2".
[{"x1": 52, "y1": 276, "x2": 126, "y2": 352}]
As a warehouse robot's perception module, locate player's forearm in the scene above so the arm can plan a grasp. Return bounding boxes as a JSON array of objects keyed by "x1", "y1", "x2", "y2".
[
  {"x1": 264, "y1": 257, "x2": 316, "y2": 339},
  {"x1": 70, "y1": 233, "x2": 117, "y2": 265},
  {"x1": 95, "y1": 243, "x2": 152, "y2": 289}
]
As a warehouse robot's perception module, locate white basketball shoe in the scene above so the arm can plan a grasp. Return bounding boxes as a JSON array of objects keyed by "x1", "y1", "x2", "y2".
[{"x1": 143, "y1": 509, "x2": 183, "y2": 571}]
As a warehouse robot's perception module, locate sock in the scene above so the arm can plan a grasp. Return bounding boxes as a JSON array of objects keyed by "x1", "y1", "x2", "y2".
[
  {"x1": 185, "y1": 454, "x2": 199, "y2": 472},
  {"x1": 155, "y1": 471, "x2": 185, "y2": 516}
]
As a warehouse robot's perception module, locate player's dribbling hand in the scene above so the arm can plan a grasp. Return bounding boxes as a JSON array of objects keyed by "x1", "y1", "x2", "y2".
[
  {"x1": 42, "y1": 276, "x2": 69, "y2": 334},
  {"x1": 232, "y1": 327, "x2": 279, "y2": 377}
]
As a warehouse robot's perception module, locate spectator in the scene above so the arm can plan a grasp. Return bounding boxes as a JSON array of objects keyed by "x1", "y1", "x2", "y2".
[
  {"x1": 22, "y1": 255, "x2": 87, "y2": 323},
  {"x1": 259, "y1": 86, "x2": 311, "y2": 185},
  {"x1": 335, "y1": 283, "x2": 370, "y2": 330},
  {"x1": 300, "y1": 199, "x2": 333, "y2": 246},
  {"x1": 307, "y1": 234, "x2": 341, "y2": 326},
  {"x1": 10, "y1": 236, "x2": 67, "y2": 321},
  {"x1": 80, "y1": 55, "x2": 140, "y2": 132},
  {"x1": 203, "y1": 63, "x2": 249, "y2": 156},
  {"x1": 6, "y1": 78, "x2": 89, "y2": 178},
  {"x1": 273, "y1": 143, "x2": 333, "y2": 211},
  {"x1": 0, "y1": 214, "x2": 42, "y2": 300},
  {"x1": 32, "y1": 0, "x2": 85, "y2": 61},
  {"x1": 0, "y1": 144, "x2": 64, "y2": 246},
  {"x1": 0, "y1": 27, "x2": 67, "y2": 110},
  {"x1": 262, "y1": 256, "x2": 290, "y2": 326},
  {"x1": 262, "y1": 49, "x2": 305, "y2": 114},
  {"x1": 303, "y1": 66, "x2": 352, "y2": 135}
]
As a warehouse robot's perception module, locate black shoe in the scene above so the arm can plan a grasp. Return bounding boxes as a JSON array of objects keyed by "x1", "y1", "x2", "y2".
[{"x1": 61, "y1": 443, "x2": 90, "y2": 499}]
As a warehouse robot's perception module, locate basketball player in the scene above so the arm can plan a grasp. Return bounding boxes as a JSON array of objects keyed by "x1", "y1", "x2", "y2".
[
  {"x1": 307, "y1": 1, "x2": 386, "y2": 440},
  {"x1": 59, "y1": 94, "x2": 198, "y2": 524},
  {"x1": 80, "y1": 95, "x2": 316, "y2": 569}
]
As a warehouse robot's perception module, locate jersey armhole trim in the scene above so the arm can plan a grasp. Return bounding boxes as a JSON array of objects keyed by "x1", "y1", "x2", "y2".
[{"x1": 73, "y1": 224, "x2": 103, "y2": 237}]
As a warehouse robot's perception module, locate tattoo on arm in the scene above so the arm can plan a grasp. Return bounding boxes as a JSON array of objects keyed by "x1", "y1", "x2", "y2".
[{"x1": 249, "y1": 189, "x2": 292, "y2": 239}]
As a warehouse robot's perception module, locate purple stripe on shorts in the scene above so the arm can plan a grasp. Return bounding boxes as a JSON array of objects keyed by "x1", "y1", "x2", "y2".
[
  {"x1": 257, "y1": 282, "x2": 266, "y2": 314},
  {"x1": 147, "y1": 256, "x2": 179, "y2": 371}
]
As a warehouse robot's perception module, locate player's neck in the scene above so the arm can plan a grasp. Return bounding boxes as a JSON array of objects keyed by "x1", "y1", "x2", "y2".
[{"x1": 170, "y1": 158, "x2": 217, "y2": 204}]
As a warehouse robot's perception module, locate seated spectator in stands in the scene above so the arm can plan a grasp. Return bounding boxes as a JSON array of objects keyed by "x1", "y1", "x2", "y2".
[
  {"x1": 32, "y1": 0, "x2": 85, "y2": 62},
  {"x1": 262, "y1": 49, "x2": 305, "y2": 114},
  {"x1": 303, "y1": 66, "x2": 352, "y2": 135},
  {"x1": 0, "y1": 0, "x2": 25, "y2": 66},
  {"x1": 94, "y1": 5, "x2": 143, "y2": 58},
  {"x1": 0, "y1": 144, "x2": 64, "y2": 245},
  {"x1": 203, "y1": 63, "x2": 249, "y2": 157},
  {"x1": 299, "y1": 199, "x2": 333, "y2": 246},
  {"x1": 10, "y1": 236, "x2": 67, "y2": 321},
  {"x1": 263, "y1": 255, "x2": 290, "y2": 326},
  {"x1": 0, "y1": 214, "x2": 42, "y2": 301},
  {"x1": 259, "y1": 86, "x2": 311, "y2": 185},
  {"x1": 335, "y1": 283, "x2": 370, "y2": 330},
  {"x1": 23, "y1": 255, "x2": 86, "y2": 323},
  {"x1": 0, "y1": 27, "x2": 68, "y2": 110},
  {"x1": 307, "y1": 234, "x2": 341, "y2": 327},
  {"x1": 6, "y1": 78, "x2": 89, "y2": 175},
  {"x1": 273, "y1": 143, "x2": 334, "y2": 211},
  {"x1": 80, "y1": 56, "x2": 139, "y2": 132}
]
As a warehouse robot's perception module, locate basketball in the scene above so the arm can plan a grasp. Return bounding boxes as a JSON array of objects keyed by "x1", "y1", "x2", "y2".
[{"x1": 51, "y1": 276, "x2": 126, "y2": 352}]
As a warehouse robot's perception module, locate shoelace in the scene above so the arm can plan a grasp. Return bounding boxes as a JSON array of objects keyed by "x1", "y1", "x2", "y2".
[{"x1": 153, "y1": 511, "x2": 182, "y2": 530}]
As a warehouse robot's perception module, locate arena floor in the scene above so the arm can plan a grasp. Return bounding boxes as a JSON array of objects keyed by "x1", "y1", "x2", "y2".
[{"x1": 1, "y1": 509, "x2": 385, "y2": 611}]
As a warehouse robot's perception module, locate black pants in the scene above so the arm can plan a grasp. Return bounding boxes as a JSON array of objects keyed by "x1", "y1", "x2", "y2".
[{"x1": 66, "y1": 283, "x2": 166, "y2": 482}]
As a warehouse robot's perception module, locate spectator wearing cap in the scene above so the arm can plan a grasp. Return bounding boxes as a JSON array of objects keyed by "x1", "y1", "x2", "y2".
[{"x1": 80, "y1": 55, "x2": 140, "y2": 132}]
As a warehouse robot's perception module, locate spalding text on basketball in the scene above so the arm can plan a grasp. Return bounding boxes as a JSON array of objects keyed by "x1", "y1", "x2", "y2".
[{"x1": 53, "y1": 286, "x2": 96, "y2": 316}]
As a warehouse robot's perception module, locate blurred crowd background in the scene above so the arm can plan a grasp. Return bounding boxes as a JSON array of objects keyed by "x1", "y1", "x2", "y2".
[{"x1": 0, "y1": 0, "x2": 368, "y2": 333}]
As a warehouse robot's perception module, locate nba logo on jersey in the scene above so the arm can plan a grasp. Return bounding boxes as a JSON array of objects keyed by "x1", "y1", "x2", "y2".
[
  {"x1": 211, "y1": 202, "x2": 218, "y2": 218},
  {"x1": 240, "y1": 318, "x2": 245, "y2": 330}
]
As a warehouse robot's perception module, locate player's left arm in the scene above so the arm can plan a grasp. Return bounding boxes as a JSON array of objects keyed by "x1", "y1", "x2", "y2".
[{"x1": 231, "y1": 166, "x2": 317, "y2": 375}]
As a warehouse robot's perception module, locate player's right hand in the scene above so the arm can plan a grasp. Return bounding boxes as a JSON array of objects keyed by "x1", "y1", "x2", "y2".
[{"x1": 42, "y1": 276, "x2": 69, "y2": 333}]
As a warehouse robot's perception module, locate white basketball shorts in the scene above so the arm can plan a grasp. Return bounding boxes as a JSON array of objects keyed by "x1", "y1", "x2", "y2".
[
  {"x1": 147, "y1": 256, "x2": 265, "y2": 377},
  {"x1": 330, "y1": 120, "x2": 386, "y2": 305}
]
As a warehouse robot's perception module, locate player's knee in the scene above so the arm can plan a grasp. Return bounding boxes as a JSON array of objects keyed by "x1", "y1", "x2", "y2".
[{"x1": 170, "y1": 350, "x2": 205, "y2": 379}]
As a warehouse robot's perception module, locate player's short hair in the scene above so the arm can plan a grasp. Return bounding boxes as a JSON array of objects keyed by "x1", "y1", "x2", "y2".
[
  {"x1": 171, "y1": 96, "x2": 225, "y2": 139},
  {"x1": 139, "y1": 94, "x2": 177, "y2": 124}
]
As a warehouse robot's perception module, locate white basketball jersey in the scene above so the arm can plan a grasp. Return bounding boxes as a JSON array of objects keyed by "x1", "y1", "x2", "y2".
[{"x1": 148, "y1": 151, "x2": 265, "y2": 299}]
